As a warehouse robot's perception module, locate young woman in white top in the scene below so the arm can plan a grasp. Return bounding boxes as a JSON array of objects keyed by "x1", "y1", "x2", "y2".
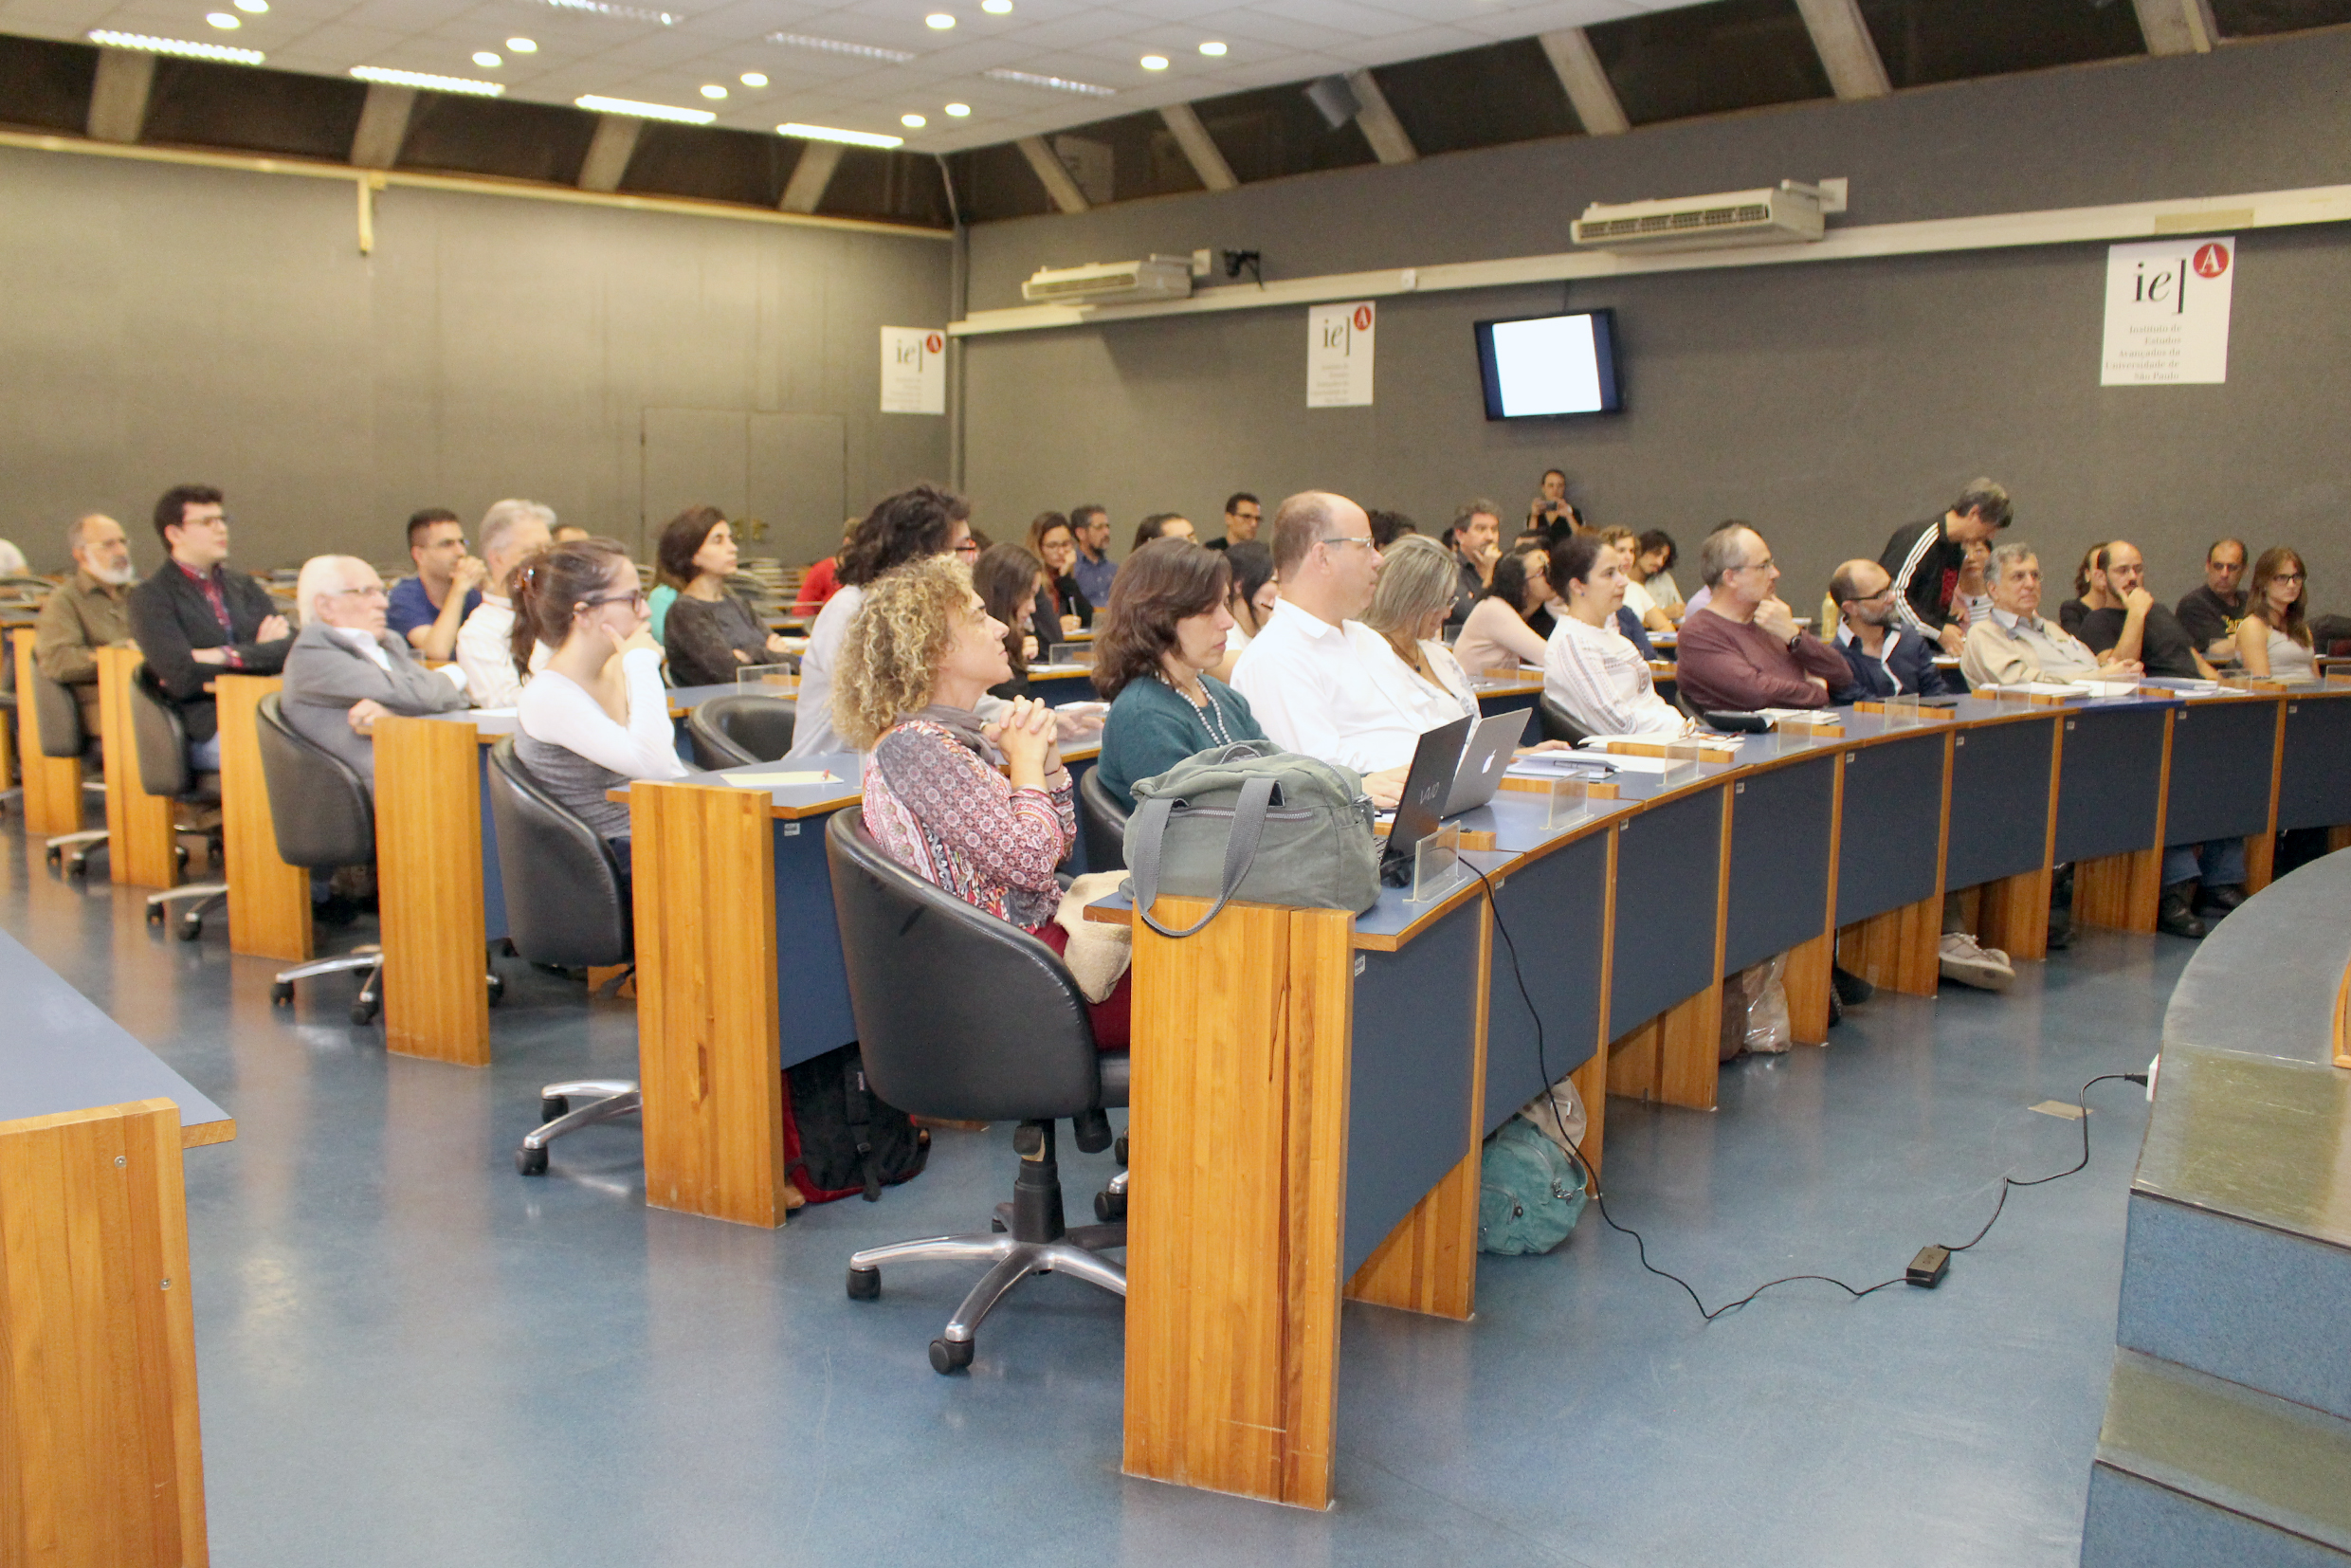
[
  {"x1": 1212, "y1": 539, "x2": 1277, "y2": 684},
  {"x1": 510, "y1": 538, "x2": 688, "y2": 870},
  {"x1": 1453, "y1": 547, "x2": 1558, "y2": 675},
  {"x1": 2235, "y1": 546, "x2": 2318, "y2": 680},
  {"x1": 1599, "y1": 527, "x2": 1674, "y2": 634},
  {"x1": 1543, "y1": 532, "x2": 1687, "y2": 738},
  {"x1": 1358, "y1": 535, "x2": 1479, "y2": 727},
  {"x1": 1631, "y1": 529, "x2": 1685, "y2": 622}
]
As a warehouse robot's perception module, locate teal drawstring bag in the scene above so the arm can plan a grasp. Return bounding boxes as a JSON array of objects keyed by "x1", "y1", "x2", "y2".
[{"x1": 1477, "y1": 1118, "x2": 1589, "y2": 1255}]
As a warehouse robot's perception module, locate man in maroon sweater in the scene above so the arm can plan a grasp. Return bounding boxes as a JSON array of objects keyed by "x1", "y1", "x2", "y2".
[{"x1": 1674, "y1": 522, "x2": 1850, "y2": 714}]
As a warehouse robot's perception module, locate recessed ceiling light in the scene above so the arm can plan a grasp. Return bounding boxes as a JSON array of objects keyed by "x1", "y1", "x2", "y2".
[
  {"x1": 1198, "y1": 41, "x2": 1226, "y2": 56},
  {"x1": 701, "y1": 83, "x2": 727, "y2": 98},
  {"x1": 943, "y1": 101, "x2": 970, "y2": 116},
  {"x1": 576, "y1": 94, "x2": 716, "y2": 123},
  {"x1": 474, "y1": 51, "x2": 502, "y2": 66},
  {"x1": 768, "y1": 32, "x2": 915, "y2": 63},
  {"x1": 90, "y1": 27, "x2": 262, "y2": 62},
  {"x1": 351, "y1": 64, "x2": 501, "y2": 94},
  {"x1": 1139, "y1": 54, "x2": 1168, "y2": 70},
  {"x1": 206, "y1": 13, "x2": 240, "y2": 28},
  {"x1": 232, "y1": 0, "x2": 268, "y2": 12},
  {"x1": 780, "y1": 122, "x2": 904, "y2": 148},
  {"x1": 902, "y1": 113, "x2": 926, "y2": 127},
  {"x1": 739, "y1": 71, "x2": 767, "y2": 86},
  {"x1": 507, "y1": 37, "x2": 538, "y2": 52},
  {"x1": 926, "y1": 13, "x2": 955, "y2": 28},
  {"x1": 981, "y1": 0, "x2": 1011, "y2": 11}
]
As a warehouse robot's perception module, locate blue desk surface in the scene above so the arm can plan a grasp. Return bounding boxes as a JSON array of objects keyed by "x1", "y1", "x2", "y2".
[{"x1": 0, "y1": 929, "x2": 233, "y2": 1140}]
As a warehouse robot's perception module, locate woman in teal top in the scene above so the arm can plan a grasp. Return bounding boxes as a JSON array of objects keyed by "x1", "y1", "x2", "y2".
[{"x1": 1093, "y1": 538, "x2": 1269, "y2": 806}]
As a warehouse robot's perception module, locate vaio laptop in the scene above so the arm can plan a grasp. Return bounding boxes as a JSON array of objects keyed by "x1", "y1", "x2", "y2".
[{"x1": 1379, "y1": 715, "x2": 1475, "y2": 887}]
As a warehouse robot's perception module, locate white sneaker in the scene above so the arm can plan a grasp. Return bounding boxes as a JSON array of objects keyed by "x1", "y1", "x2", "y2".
[{"x1": 1940, "y1": 931, "x2": 2014, "y2": 993}]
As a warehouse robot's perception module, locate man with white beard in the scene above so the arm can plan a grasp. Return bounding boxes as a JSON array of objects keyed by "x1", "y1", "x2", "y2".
[{"x1": 33, "y1": 512, "x2": 139, "y2": 738}]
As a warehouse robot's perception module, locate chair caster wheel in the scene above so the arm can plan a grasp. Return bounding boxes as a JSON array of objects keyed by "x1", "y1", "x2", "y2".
[
  {"x1": 516, "y1": 1144, "x2": 548, "y2": 1176},
  {"x1": 990, "y1": 1216, "x2": 1007, "y2": 1232},
  {"x1": 271, "y1": 981, "x2": 294, "y2": 1006},
  {"x1": 1094, "y1": 1189, "x2": 1126, "y2": 1223},
  {"x1": 352, "y1": 995, "x2": 380, "y2": 1026},
  {"x1": 1115, "y1": 1133, "x2": 1128, "y2": 1167},
  {"x1": 487, "y1": 973, "x2": 505, "y2": 1006},
  {"x1": 540, "y1": 1095, "x2": 570, "y2": 1122},
  {"x1": 46, "y1": 848, "x2": 62, "y2": 869},
  {"x1": 173, "y1": 844, "x2": 190, "y2": 871},
  {"x1": 847, "y1": 1266, "x2": 880, "y2": 1301},
  {"x1": 147, "y1": 905, "x2": 166, "y2": 927},
  {"x1": 65, "y1": 859, "x2": 88, "y2": 880},
  {"x1": 929, "y1": 1337, "x2": 973, "y2": 1374},
  {"x1": 177, "y1": 917, "x2": 203, "y2": 941}
]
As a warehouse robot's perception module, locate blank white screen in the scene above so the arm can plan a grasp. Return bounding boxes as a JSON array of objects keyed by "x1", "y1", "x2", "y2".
[{"x1": 1489, "y1": 315, "x2": 1602, "y2": 416}]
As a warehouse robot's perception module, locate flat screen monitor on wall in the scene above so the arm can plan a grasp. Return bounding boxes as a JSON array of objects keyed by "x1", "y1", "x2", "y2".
[{"x1": 1473, "y1": 309, "x2": 1622, "y2": 420}]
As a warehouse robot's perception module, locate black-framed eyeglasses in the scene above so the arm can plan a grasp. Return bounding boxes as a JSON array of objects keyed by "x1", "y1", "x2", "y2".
[
  {"x1": 953, "y1": 538, "x2": 981, "y2": 557},
  {"x1": 583, "y1": 590, "x2": 647, "y2": 611},
  {"x1": 2272, "y1": 573, "x2": 2305, "y2": 584}
]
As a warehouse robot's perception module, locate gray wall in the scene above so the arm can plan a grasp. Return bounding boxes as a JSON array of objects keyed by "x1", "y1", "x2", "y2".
[
  {"x1": 960, "y1": 28, "x2": 2351, "y2": 614},
  {"x1": 0, "y1": 147, "x2": 954, "y2": 574}
]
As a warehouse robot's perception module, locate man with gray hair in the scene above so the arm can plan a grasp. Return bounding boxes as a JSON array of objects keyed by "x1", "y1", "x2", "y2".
[
  {"x1": 1673, "y1": 521, "x2": 1849, "y2": 714},
  {"x1": 454, "y1": 499, "x2": 556, "y2": 707},
  {"x1": 33, "y1": 513, "x2": 139, "y2": 736},
  {"x1": 1878, "y1": 479, "x2": 2014, "y2": 658},
  {"x1": 281, "y1": 556, "x2": 470, "y2": 784},
  {"x1": 1445, "y1": 499, "x2": 1503, "y2": 629}
]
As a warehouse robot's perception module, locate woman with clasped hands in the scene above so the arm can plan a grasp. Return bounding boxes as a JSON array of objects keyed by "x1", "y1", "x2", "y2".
[{"x1": 836, "y1": 554, "x2": 1126, "y2": 1047}]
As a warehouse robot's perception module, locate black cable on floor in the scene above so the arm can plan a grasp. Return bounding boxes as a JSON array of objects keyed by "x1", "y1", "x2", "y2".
[{"x1": 1464, "y1": 858, "x2": 2146, "y2": 1322}]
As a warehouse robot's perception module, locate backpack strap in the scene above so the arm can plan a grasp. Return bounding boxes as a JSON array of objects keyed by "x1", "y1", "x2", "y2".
[
  {"x1": 1125, "y1": 773, "x2": 1276, "y2": 939},
  {"x1": 844, "y1": 1050, "x2": 882, "y2": 1201}
]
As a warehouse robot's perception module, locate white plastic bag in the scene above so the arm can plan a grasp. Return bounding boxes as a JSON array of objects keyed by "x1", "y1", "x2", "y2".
[{"x1": 1720, "y1": 954, "x2": 1793, "y2": 1060}]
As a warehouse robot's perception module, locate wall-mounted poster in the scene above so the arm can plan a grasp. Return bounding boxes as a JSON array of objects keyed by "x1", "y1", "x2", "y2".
[
  {"x1": 2102, "y1": 237, "x2": 2233, "y2": 386},
  {"x1": 1307, "y1": 301, "x2": 1376, "y2": 408},
  {"x1": 881, "y1": 326, "x2": 947, "y2": 413}
]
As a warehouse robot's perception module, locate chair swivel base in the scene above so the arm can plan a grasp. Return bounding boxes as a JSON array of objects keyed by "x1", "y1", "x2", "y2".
[
  {"x1": 269, "y1": 945, "x2": 503, "y2": 1026},
  {"x1": 46, "y1": 830, "x2": 108, "y2": 877},
  {"x1": 847, "y1": 1120, "x2": 1124, "y2": 1375},
  {"x1": 516, "y1": 1080, "x2": 641, "y2": 1175},
  {"x1": 145, "y1": 882, "x2": 228, "y2": 941}
]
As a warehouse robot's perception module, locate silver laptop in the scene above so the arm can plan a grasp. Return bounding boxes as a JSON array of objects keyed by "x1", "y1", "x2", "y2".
[{"x1": 1440, "y1": 710, "x2": 1531, "y2": 817}]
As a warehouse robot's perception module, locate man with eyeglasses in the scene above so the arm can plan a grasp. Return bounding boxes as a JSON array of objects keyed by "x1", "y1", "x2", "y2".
[
  {"x1": 1826, "y1": 558, "x2": 1953, "y2": 700},
  {"x1": 1673, "y1": 522, "x2": 1849, "y2": 715},
  {"x1": 1229, "y1": 490, "x2": 1414, "y2": 808},
  {"x1": 281, "y1": 556, "x2": 470, "y2": 785},
  {"x1": 387, "y1": 508, "x2": 486, "y2": 663},
  {"x1": 1208, "y1": 491, "x2": 1260, "y2": 553},
  {"x1": 126, "y1": 483, "x2": 293, "y2": 771}
]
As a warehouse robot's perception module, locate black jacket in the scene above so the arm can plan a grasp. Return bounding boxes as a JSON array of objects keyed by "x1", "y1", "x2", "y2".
[
  {"x1": 126, "y1": 562, "x2": 290, "y2": 743},
  {"x1": 1878, "y1": 517, "x2": 1966, "y2": 640},
  {"x1": 1832, "y1": 627, "x2": 1955, "y2": 700}
]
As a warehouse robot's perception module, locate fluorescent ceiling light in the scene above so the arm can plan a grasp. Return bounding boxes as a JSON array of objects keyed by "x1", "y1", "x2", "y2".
[
  {"x1": 984, "y1": 67, "x2": 1113, "y2": 97},
  {"x1": 206, "y1": 13, "x2": 241, "y2": 29},
  {"x1": 507, "y1": 36, "x2": 537, "y2": 51},
  {"x1": 767, "y1": 32, "x2": 915, "y2": 63},
  {"x1": 89, "y1": 28, "x2": 263, "y2": 62},
  {"x1": 351, "y1": 64, "x2": 503, "y2": 95},
  {"x1": 536, "y1": 0, "x2": 678, "y2": 24},
  {"x1": 577, "y1": 94, "x2": 716, "y2": 123},
  {"x1": 780, "y1": 122, "x2": 903, "y2": 148},
  {"x1": 943, "y1": 101, "x2": 970, "y2": 117},
  {"x1": 739, "y1": 71, "x2": 767, "y2": 86},
  {"x1": 473, "y1": 51, "x2": 502, "y2": 66},
  {"x1": 1199, "y1": 41, "x2": 1227, "y2": 56}
]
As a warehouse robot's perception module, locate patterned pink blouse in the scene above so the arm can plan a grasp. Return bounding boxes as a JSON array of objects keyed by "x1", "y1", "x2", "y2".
[{"x1": 860, "y1": 718, "x2": 1075, "y2": 929}]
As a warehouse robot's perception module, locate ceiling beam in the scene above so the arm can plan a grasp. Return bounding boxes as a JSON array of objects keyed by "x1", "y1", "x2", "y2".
[
  {"x1": 1015, "y1": 135, "x2": 1089, "y2": 214},
  {"x1": 2135, "y1": 0, "x2": 2219, "y2": 54},
  {"x1": 1344, "y1": 70, "x2": 1416, "y2": 164},
  {"x1": 778, "y1": 139, "x2": 844, "y2": 213},
  {"x1": 576, "y1": 113, "x2": 643, "y2": 193},
  {"x1": 1157, "y1": 103, "x2": 1236, "y2": 192},
  {"x1": 85, "y1": 47, "x2": 155, "y2": 145},
  {"x1": 1536, "y1": 29, "x2": 1629, "y2": 137},
  {"x1": 349, "y1": 83, "x2": 415, "y2": 171},
  {"x1": 1793, "y1": 0, "x2": 1891, "y2": 99}
]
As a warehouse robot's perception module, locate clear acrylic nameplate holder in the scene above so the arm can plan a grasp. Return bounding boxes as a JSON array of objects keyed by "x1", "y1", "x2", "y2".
[
  {"x1": 1047, "y1": 642, "x2": 1094, "y2": 667},
  {"x1": 1880, "y1": 695, "x2": 1923, "y2": 728},
  {"x1": 1544, "y1": 775, "x2": 1596, "y2": 830},
  {"x1": 738, "y1": 662, "x2": 795, "y2": 691},
  {"x1": 1658, "y1": 740, "x2": 1708, "y2": 789},
  {"x1": 1411, "y1": 823, "x2": 1469, "y2": 903}
]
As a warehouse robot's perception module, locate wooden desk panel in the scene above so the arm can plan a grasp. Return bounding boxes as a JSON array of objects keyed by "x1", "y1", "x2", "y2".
[
  {"x1": 94, "y1": 647, "x2": 181, "y2": 888},
  {"x1": 213, "y1": 676, "x2": 311, "y2": 962},
  {"x1": 10, "y1": 630, "x2": 86, "y2": 837},
  {"x1": 374, "y1": 717, "x2": 490, "y2": 1066},
  {"x1": 0, "y1": 1098, "x2": 209, "y2": 1568},
  {"x1": 1123, "y1": 895, "x2": 1353, "y2": 1509}
]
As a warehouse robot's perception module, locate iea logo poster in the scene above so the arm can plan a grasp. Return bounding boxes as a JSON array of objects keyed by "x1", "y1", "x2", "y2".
[{"x1": 2102, "y1": 237, "x2": 2233, "y2": 386}]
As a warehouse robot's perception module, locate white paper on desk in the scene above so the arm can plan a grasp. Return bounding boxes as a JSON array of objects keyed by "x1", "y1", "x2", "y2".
[
  {"x1": 1754, "y1": 707, "x2": 1826, "y2": 722},
  {"x1": 1977, "y1": 683, "x2": 2087, "y2": 699},
  {"x1": 1556, "y1": 753, "x2": 1687, "y2": 775},
  {"x1": 720, "y1": 769, "x2": 840, "y2": 789},
  {"x1": 471, "y1": 706, "x2": 518, "y2": 719},
  {"x1": 1504, "y1": 758, "x2": 1617, "y2": 780},
  {"x1": 2073, "y1": 679, "x2": 2145, "y2": 698},
  {"x1": 1052, "y1": 701, "x2": 1109, "y2": 718},
  {"x1": 1576, "y1": 734, "x2": 1737, "y2": 754}
]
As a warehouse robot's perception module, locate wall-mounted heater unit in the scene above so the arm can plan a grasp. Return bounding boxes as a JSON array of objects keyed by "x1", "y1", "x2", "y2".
[
  {"x1": 1572, "y1": 180, "x2": 1848, "y2": 253},
  {"x1": 1021, "y1": 255, "x2": 1195, "y2": 304}
]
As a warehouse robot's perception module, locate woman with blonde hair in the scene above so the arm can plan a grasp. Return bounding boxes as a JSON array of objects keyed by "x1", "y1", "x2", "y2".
[
  {"x1": 2235, "y1": 547, "x2": 2316, "y2": 680},
  {"x1": 1358, "y1": 534, "x2": 1479, "y2": 729},
  {"x1": 836, "y1": 556, "x2": 1125, "y2": 1045}
]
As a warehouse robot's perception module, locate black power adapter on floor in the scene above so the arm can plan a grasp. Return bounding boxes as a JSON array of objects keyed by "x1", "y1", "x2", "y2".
[{"x1": 1905, "y1": 1246, "x2": 1952, "y2": 1288}]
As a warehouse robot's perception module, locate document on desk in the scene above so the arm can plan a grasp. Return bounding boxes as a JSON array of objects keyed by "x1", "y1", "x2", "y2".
[{"x1": 720, "y1": 768, "x2": 841, "y2": 790}]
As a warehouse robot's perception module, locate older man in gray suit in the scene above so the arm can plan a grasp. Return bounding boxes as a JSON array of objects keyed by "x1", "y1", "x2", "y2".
[{"x1": 282, "y1": 555, "x2": 472, "y2": 783}]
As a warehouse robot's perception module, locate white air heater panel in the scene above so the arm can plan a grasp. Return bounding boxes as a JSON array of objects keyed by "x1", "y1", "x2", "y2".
[
  {"x1": 1021, "y1": 255, "x2": 1195, "y2": 305},
  {"x1": 1573, "y1": 182, "x2": 1841, "y2": 253}
]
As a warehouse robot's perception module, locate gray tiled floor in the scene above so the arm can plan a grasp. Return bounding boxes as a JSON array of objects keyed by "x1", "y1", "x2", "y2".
[{"x1": 1, "y1": 824, "x2": 2182, "y2": 1567}]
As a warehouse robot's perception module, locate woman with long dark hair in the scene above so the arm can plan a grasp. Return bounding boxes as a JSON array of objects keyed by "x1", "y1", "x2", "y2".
[
  {"x1": 1092, "y1": 538, "x2": 1269, "y2": 807},
  {"x1": 655, "y1": 505, "x2": 794, "y2": 686},
  {"x1": 1027, "y1": 512, "x2": 1094, "y2": 633},
  {"x1": 973, "y1": 541, "x2": 1048, "y2": 700},
  {"x1": 2236, "y1": 547, "x2": 2315, "y2": 680},
  {"x1": 1453, "y1": 546, "x2": 1558, "y2": 675}
]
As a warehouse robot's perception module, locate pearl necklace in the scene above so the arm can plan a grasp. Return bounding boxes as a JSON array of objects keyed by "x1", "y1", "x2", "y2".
[{"x1": 1159, "y1": 670, "x2": 1235, "y2": 748}]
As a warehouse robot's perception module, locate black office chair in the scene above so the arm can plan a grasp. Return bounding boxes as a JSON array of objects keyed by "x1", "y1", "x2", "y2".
[
  {"x1": 1537, "y1": 694, "x2": 1593, "y2": 746},
  {"x1": 683, "y1": 692, "x2": 797, "y2": 772},
  {"x1": 0, "y1": 686, "x2": 15, "y2": 816},
  {"x1": 1076, "y1": 765, "x2": 1129, "y2": 872},
  {"x1": 826, "y1": 806, "x2": 1128, "y2": 1375},
  {"x1": 128, "y1": 668, "x2": 228, "y2": 939},
  {"x1": 27, "y1": 659, "x2": 109, "y2": 874},
  {"x1": 488, "y1": 738, "x2": 642, "y2": 1176}
]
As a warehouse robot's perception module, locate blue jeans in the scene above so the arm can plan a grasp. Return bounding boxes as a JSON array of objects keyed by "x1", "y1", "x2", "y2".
[
  {"x1": 189, "y1": 733, "x2": 223, "y2": 772},
  {"x1": 2161, "y1": 839, "x2": 2246, "y2": 891}
]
